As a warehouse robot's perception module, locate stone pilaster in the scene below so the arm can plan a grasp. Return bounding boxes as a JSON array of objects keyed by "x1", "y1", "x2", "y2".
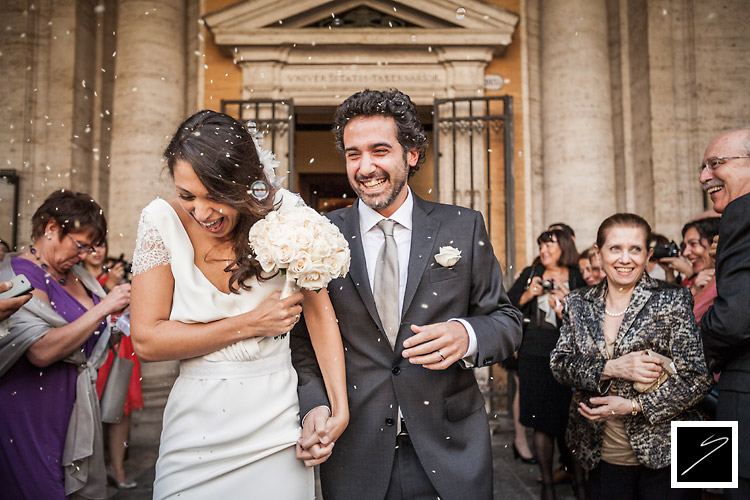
[{"x1": 540, "y1": 0, "x2": 616, "y2": 247}]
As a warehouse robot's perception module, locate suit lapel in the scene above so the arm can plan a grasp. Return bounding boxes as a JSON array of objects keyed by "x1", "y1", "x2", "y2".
[
  {"x1": 335, "y1": 201, "x2": 384, "y2": 332},
  {"x1": 402, "y1": 196, "x2": 439, "y2": 320}
]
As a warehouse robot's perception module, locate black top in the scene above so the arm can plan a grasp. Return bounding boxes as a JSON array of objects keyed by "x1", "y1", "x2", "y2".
[{"x1": 508, "y1": 264, "x2": 585, "y2": 357}]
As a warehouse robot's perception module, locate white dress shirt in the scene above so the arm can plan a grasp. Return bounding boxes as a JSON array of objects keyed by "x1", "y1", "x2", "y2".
[{"x1": 357, "y1": 188, "x2": 478, "y2": 360}]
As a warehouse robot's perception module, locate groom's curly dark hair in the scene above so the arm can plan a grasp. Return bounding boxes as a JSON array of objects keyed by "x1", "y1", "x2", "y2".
[{"x1": 332, "y1": 89, "x2": 427, "y2": 178}]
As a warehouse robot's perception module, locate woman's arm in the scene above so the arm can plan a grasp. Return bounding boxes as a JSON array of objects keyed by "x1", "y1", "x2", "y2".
[
  {"x1": 26, "y1": 284, "x2": 131, "y2": 367},
  {"x1": 300, "y1": 288, "x2": 349, "y2": 442},
  {"x1": 130, "y1": 264, "x2": 303, "y2": 361},
  {"x1": 637, "y1": 287, "x2": 713, "y2": 423}
]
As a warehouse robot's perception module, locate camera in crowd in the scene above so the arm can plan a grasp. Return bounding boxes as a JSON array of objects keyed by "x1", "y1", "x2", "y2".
[
  {"x1": 107, "y1": 253, "x2": 132, "y2": 275},
  {"x1": 541, "y1": 279, "x2": 556, "y2": 293},
  {"x1": 651, "y1": 241, "x2": 680, "y2": 260}
]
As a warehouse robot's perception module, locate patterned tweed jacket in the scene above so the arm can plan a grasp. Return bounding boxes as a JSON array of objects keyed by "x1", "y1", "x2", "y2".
[{"x1": 550, "y1": 274, "x2": 713, "y2": 470}]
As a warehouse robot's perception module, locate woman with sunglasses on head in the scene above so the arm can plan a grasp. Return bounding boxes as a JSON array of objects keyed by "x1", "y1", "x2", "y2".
[
  {"x1": 508, "y1": 229, "x2": 586, "y2": 500},
  {"x1": 550, "y1": 213, "x2": 712, "y2": 500},
  {"x1": 0, "y1": 189, "x2": 131, "y2": 499}
]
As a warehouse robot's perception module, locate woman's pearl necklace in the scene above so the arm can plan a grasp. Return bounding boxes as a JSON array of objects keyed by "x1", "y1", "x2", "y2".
[{"x1": 604, "y1": 307, "x2": 627, "y2": 317}]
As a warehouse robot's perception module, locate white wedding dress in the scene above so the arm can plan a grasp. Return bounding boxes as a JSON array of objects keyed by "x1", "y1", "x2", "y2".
[{"x1": 132, "y1": 190, "x2": 313, "y2": 500}]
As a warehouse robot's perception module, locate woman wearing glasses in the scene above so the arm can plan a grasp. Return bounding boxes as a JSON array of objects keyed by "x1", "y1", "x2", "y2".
[{"x1": 0, "y1": 189, "x2": 131, "y2": 499}]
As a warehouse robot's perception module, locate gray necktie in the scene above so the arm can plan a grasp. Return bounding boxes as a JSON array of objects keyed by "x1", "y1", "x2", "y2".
[{"x1": 373, "y1": 219, "x2": 400, "y2": 349}]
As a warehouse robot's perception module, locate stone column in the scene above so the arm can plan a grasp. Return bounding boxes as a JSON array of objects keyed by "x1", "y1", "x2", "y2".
[
  {"x1": 109, "y1": 0, "x2": 187, "y2": 445},
  {"x1": 109, "y1": 0, "x2": 186, "y2": 258},
  {"x1": 540, "y1": 0, "x2": 616, "y2": 245}
]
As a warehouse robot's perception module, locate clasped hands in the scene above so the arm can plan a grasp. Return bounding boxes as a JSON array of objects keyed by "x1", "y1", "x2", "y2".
[
  {"x1": 296, "y1": 321, "x2": 469, "y2": 466},
  {"x1": 580, "y1": 350, "x2": 663, "y2": 421}
]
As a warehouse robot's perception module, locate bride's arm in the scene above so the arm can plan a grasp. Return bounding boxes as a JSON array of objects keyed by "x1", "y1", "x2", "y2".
[
  {"x1": 300, "y1": 288, "x2": 349, "y2": 442},
  {"x1": 130, "y1": 265, "x2": 302, "y2": 361}
]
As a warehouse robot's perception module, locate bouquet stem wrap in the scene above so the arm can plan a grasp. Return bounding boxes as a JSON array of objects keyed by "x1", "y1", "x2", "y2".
[{"x1": 280, "y1": 274, "x2": 300, "y2": 300}]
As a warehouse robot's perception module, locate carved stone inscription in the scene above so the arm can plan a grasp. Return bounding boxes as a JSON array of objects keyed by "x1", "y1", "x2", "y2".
[{"x1": 281, "y1": 68, "x2": 445, "y2": 89}]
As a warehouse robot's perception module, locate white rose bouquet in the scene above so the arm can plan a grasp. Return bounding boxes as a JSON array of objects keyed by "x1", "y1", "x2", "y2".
[{"x1": 249, "y1": 205, "x2": 350, "y2": 299}]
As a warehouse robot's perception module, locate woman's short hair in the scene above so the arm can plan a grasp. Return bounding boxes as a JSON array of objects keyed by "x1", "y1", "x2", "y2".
[
  {"x1": 596, "y1": 213, "x2": 652, "y2": 250},
  {"x1": 164, "y1": 110, "x2": 275, "y2": 293},
  {"x1": 537, "y1": 229, "x2": 578, "y2": 268},
  {"x1": 579, "y1": 247, "x2": 597, "y2": 261},
  {"x1": 681, "y1": 217, "x2": 721, "y2": 247},
  {"x1": 31, "y1": 190, "x2": 106, "y2": 244},
  {"x1": 332, "y1": 89, "x2": 427, "y2": 178}
]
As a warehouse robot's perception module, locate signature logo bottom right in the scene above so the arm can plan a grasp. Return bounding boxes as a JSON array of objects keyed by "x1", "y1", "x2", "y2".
[{"x1": 671, "y1": 421, "x2": 738, "y2": 489}]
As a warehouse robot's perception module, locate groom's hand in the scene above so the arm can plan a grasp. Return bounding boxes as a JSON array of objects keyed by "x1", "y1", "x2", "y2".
[
  {"x1": 296, "y1": 406, "x2": 335, "y2": 467},
  {"x1": 401, "y1": 322, "x2": 469, "y2": 370}
]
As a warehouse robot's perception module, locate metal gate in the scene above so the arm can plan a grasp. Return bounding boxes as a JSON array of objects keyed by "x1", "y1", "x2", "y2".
[
  {"x1": 221, "y1": 99, "x2": 296, "y2": 191},
  {"x1": 433, "y1": 96, "x2": 515, "y2": 416},
  {"x1": 433, "y1": 96, "x2": 515, "y2": 279}
]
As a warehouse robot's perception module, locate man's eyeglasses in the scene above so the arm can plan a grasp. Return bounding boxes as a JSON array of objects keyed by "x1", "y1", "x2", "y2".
[
  {"x1": 67, "y1": 234, "x2": 96, "y2": 254},
  {"x1": 699, "y1": 156, "x2": 750, "y2": 174}
]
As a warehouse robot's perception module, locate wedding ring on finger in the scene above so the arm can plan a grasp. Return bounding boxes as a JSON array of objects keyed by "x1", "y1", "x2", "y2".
[
  {"x1": 437, "y1": 349, "x2": 445, "y2": 361},
  {"x1": 611, "y1": 410, "x2": 616, "y2": 415},
  {"x1": 294, "y1": 314, "x2": 300, "y2": 324}
]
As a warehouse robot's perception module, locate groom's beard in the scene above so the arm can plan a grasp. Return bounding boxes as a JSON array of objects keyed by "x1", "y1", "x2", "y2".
[{"x1": 350, "y1": 157, "x2": 409, "y2": 212}]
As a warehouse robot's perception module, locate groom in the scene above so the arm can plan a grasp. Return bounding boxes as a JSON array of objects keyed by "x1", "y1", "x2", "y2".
[{"x1": 291, "y1": 89, "x2": 522, "y2": 500}]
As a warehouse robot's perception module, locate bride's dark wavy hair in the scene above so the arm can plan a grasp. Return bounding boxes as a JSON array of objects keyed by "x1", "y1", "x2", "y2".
[{"x1": 164, "y1": 110, "x2": 276, "y2": 293}]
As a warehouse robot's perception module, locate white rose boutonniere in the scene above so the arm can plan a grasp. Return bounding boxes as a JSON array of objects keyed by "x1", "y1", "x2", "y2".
[{"x1": 434, "y1": 246, "x2": 461, "y2": 267}]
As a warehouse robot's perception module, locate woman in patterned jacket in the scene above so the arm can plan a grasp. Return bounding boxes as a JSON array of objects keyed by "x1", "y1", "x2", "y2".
[{"x1": 550, "y1": 213, "x2": 712, "y2": 500}]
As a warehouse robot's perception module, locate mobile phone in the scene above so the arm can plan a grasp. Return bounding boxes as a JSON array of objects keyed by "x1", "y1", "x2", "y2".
[{"x1": 0, "y1": 274, "x2": 35, "y2": 299}]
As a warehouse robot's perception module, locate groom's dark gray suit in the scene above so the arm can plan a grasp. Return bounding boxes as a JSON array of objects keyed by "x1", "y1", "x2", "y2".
[{"x1": 291, "y1": 194, "x2": 522, "y2": 500}]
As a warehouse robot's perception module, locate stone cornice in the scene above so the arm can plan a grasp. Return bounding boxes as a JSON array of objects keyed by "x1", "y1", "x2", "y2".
[{"x1": 214, "y1": 28, "x2": 513, "y2": 50}]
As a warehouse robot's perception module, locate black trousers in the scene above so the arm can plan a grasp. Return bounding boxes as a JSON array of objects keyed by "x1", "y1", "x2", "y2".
[
  {"x1": 588, "y1": 461, "x2": 700, "y2": 500},
  {"x1": 384, "y1": 430, "x2": 440, "y2": 500}
]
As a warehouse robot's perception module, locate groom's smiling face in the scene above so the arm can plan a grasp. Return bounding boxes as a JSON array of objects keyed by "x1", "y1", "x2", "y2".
[{"x1": 343, "y1": 115, "x2": 419, "y2": 217}]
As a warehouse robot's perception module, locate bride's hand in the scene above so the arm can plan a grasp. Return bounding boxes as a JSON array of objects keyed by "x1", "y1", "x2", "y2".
[
  {"x1": 324, "y1": 410, "x2": 349, "y2": 445},
  {"x1": 245, "y1": 291, "x2": 304, "y2": 337}
]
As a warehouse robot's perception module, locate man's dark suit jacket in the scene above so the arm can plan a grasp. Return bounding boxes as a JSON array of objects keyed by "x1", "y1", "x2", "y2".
[
  {"x1": 291, "y1": 194, "x2": 522, "y2": 500},
  {"x1": 702, "y1": 191, "x2": 750, "y2": 478}
]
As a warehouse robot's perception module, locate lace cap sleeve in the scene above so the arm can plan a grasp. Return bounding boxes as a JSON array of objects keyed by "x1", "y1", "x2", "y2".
[{"x1": 131, "y1": 205, "x2": 171, "y2": 275}]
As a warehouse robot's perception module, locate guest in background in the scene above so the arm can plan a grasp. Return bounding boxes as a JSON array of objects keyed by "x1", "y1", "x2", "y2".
[
  {"x1": 579, "y1": 248, "x2": 603, "y2": 286},
  {"x1": 84, "y1": 241, "x2": 143, "y2": 489},
  {"x1": 646, "y1": 233, "x2": 678, "y2": 282},
  {"x1": 679, "y1": 218, "x2": 721, "y2": 301},
  {"x1": 0, "y1": 239, "x2": 10, "y2": 261},
  {"x1": 551, "y1": 213, "x2": 712, "y2": 500},
  {"x1": 0, "y1": 189, "x2": 131, "y2": 499},
  {"x1": 84, "y1": 241, "x2": 126, "y2": 292},
  {"x1": 509, "y1": 229, "x2": 585, "y2": 500}
]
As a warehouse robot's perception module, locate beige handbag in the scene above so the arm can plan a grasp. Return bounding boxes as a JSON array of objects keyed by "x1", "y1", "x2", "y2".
[
  {"x1": 633, "y1": 349, "x2": 677, "y2": 393},
  {"x1": 100, "y1": 341, "x2": 134, "y2": 424}
]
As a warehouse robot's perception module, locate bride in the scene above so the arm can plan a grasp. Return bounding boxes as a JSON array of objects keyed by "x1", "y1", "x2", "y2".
[{"x1": 130, "y1": 110, "x2": 349, "y2": 499}]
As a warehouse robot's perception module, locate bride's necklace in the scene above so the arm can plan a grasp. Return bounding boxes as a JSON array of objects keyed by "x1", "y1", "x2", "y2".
[{"x1": 29, "y1": 246, "x2": 70, "y2": 285}]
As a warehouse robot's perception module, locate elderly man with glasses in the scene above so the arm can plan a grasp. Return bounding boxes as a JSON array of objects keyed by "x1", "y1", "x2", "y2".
[{"x1": 699, "y1": 127, "x2": 750, "y2": 499}]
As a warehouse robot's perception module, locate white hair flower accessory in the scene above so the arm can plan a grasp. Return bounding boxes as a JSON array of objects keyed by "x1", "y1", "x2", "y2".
[
  {"x1": 434, "y1": 246, "x2": 461, "y2": 267},
  {"x1": 246, "y1": 121, "x2": 282, "y2": 188}
]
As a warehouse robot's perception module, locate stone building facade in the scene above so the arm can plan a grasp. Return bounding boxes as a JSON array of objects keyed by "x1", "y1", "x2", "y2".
[{"x1": 2, "y1": 0, "x2": 749, "y2": 443}]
